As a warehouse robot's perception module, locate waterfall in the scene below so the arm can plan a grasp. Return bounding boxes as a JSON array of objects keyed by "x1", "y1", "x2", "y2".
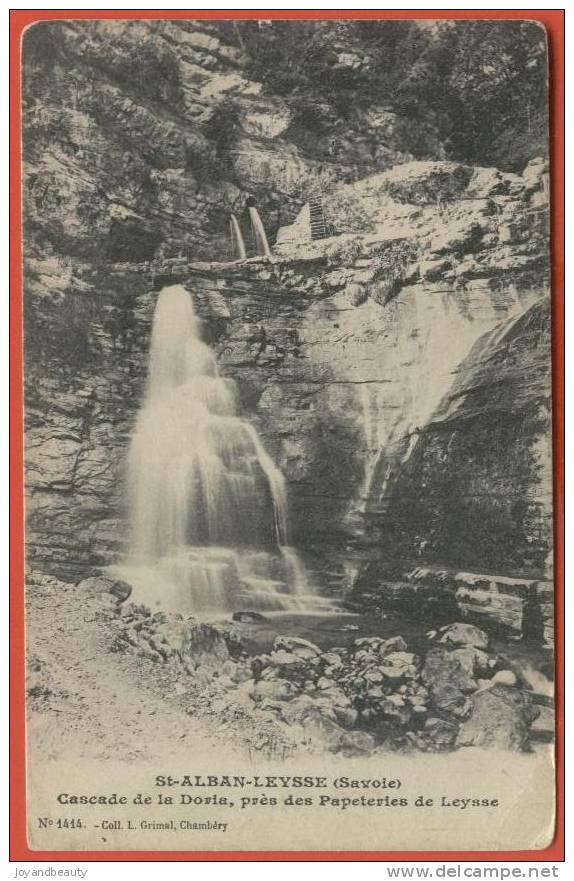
[
  {"x1": 119, "y1": 284, "x2": 313, "y2": 616},
  {"x1": 357, "y1": 384, "x2": 386, "y2": 511},
  {"x1": 229, "y1": 214, "x2": 247, "y2": 260},
  {"x1": 248, "y1": 206, "x2": 272, "y2": 257}
]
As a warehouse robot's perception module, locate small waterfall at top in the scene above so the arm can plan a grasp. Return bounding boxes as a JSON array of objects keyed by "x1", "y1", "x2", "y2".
[
  {"x1": 229, "y1": 214, "x2": 246, "y2": 260},
  {"x1": 115, "y1": 284, "x2": 324, "y2": 617},
  {"x1": 248, "y1": 206, "x2": 272, "y2": 257}
]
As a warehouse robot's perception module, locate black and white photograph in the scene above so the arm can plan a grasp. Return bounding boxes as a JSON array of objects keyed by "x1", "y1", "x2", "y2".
[{"x1": 20, "y1": 15, "x2": 556, "y2": 852}]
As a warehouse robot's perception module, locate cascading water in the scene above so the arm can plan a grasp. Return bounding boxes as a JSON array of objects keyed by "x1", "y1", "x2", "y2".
[
  {"x1": 248, "y1": 206, "x2": 272, "y2": 257},
  {"x1": 229, "y1": 214, "x2": 247, "y2": 260},
  {"x1": 116, "y1": 284, "x2": 316, "y2": 616}
]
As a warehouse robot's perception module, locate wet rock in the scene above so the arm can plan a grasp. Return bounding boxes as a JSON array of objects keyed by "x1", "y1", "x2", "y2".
[
  {"x1": 273, "y1": 636, "x2": 321, "y2": 659},
  {"x1": 438, "y1": 623, "x2": 489, "y2": 650},
  {"x1": 354, "y1": 636, "x2": 384, "y2": 651},
  {"x1": 232, "y1": 610, "x2": 268, "y2": 623},
  {"x1": 380, "y1": 695, "x2": 412, "y2": 725},
  {"x1": 456, "y1": 684, "x2": 539, "y2": 750},
  {"x1": 317, "y1": 677, "x2": 338, "y2": 690}
]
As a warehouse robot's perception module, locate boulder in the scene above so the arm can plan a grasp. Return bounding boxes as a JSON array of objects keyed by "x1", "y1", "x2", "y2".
[
  {"x1": 380, "y1": 635, "x2": 408, "y2": 656},
  {"x1": 449, "y1": 646, "x2": 491, "y2": 679},
  {"x1": 79, "y1": 574, "x2": 132, "y2": 604},
  {"x1": 456, "y1": 685, "x2": 539, "y2": 750},
  {"x1": 270, "y1": 649, "x2": 302, "y2": 668},
  {"x1": 379, "y1": 651, "x2": 419, "y2": 681},
  {"x1": 424, "y1": 717, "x2": 459, "y2": 748},
  {"x1": 232, "y1": 611, "x2": 268, "y2": 623},
  {"x1": 438, "y1": 623, "x2": 489, "y2": 650},
  {"x1": 491, "y1": 669, "x2": 518, "y2": 687},
  {"x1": 422, "y1": 647, "x2": 478, "y2": 715},
  {"x1": 333, "y1": 705, "x2": 359, "y2": 728},
  {"x1": 321, "y1": 652, "x2": 343, "y2": 668},
  {"x1": 273, "y1": 636, "x2": 322, "y2": 659}
]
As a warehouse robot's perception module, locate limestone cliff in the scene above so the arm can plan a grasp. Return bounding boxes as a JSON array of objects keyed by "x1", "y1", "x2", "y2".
[{"x1": 22, "y1": 21, "x2": 552, "y2": 635}]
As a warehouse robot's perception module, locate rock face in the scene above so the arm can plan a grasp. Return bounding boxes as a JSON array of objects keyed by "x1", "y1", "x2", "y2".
[
  {"x1": 22, "y1": 20, "x2": 553, "y2": 641},
  {"x1": 456, "y1": 685, "x2": 539, "y2": 751},
  {"x1": 22, "y1": 19, "x2": 412, "y2": 268}
]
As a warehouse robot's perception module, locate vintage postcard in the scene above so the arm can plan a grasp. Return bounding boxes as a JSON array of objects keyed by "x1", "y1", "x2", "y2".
[{"x1": 13, "y1": 12, "x2": 560, "y2": 856}]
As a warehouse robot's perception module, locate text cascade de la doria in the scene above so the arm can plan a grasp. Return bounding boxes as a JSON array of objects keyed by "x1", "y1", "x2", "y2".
[{"x1": 54, "y1": 775, "x2": 500, "y2": 811}]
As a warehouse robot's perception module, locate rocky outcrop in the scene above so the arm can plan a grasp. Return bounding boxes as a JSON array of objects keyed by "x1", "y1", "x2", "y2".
[
  {"x1": 23, "y1": 19, "x2": 413, "y2": 270},
  {"x1": 456, "y1": 685, "x2": 539, "y2": 751},
  {"x1": 22, "y1": 20, "x2": 553, "y2": 655},
  {"x1": 24, "y1": 158, "x2": 551, "y2": 604},
  {"x1": 371, "y1": 297, "x2": 553, "y2": 578},
  {"x1": 28, "y1": 568, "x2": 551, "y2": 756}
]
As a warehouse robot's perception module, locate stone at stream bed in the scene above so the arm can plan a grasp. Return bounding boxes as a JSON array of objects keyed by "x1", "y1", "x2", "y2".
[
  {"x1": 232, "y1": 611, "x2": 269, "y2": 623},
  {"x1": 321, "y1": 652, "x2": 343, "y2": 668},
  {"x1": 423, "y1": 646, "x2": 479, "y2": 694},
  {"x1": 490, "y1": 669, "x2": 518, "y2": 687},
  {"x1": 449, "y1": 646, "x2": 491, "y2": 679},
  {"x1": 456, "y1": 685, "x2": 539, "y2": 750},
  {"x1": 438, "y1": 623, "x2": 489, "y2": 650},
  {"x1": 380, "y1": 636, "x2": 408, "y2": 656},
  {"x1": 270, "y1": 649, "x2": 304, "y2": 668},
  {"x1": 273, "y1": 636, "x2": 322, "y2": 658},
  {"x1": 378, "y1": 651, "x2": 419, "y2": 681}
]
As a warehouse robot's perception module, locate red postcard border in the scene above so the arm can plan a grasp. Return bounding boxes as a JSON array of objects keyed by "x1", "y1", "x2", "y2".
[{"x1": 9, "y1": 7, "x2": 565, "y2": 863}]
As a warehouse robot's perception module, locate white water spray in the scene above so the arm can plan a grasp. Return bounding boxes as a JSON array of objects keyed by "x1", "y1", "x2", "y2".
[{"x1": 120, "y1": 284, "x2": 312, "y2": 615}]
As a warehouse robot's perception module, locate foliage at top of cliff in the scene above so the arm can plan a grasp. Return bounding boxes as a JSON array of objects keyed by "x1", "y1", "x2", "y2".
[
  {"x1": 235, "y1": 19, "x2": 548, "y2": 172},
  {"x1": 23, "y1": 18, "x2": 547, "y2": 174},
  {"x1": 21, "y1": 18, "x2": 548, "y2": 268}
]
